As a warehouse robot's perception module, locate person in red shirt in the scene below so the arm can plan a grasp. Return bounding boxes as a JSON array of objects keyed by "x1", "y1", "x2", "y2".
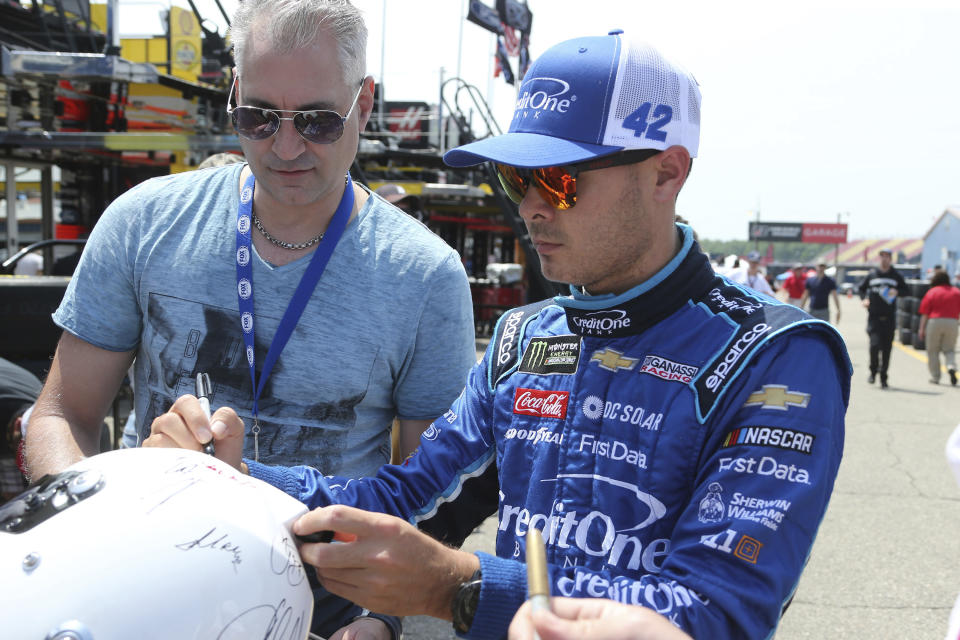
[
  {"x1": 783, "y1": 263, "x2": 807, "y2": 307},
  {"x1": 918, "y1": 270, "x2": 960, "y2": 385}
]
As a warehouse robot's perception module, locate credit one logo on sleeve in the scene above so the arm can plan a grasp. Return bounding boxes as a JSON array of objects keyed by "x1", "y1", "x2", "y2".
[
  {"x1": 519, "y1": 335, "x2": 581, "y2": 375},
  {"x1": 639, "y1": 355, "x2": 699, "y2": 384},
  {"x1": 707, "y1": 288, "x2": 762, "y2": 315},
  {"x1": 513, "y1": 388, "x2": 569, "y2": 419}
]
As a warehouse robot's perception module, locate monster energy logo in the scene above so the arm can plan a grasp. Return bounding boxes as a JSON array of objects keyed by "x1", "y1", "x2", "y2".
[{"x1": 518, "y1": 335, "x2": 581, "y2": 375}]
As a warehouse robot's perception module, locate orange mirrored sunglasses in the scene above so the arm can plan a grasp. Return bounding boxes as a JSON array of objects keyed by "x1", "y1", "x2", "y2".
[{"x1": 494, "y1": 149, "x2": 661, "y2": 210}]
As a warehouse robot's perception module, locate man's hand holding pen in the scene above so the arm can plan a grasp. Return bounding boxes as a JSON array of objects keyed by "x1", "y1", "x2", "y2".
[{"x1": 143, "y1": 391, "x2": 246, "y2": 473}]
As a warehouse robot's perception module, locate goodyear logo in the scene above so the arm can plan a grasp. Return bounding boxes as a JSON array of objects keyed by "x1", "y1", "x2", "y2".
[{"x1": 518, "y1": 335, "x2": 581, "y2": 375}]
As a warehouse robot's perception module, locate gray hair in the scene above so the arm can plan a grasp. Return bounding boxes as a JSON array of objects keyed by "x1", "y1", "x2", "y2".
[{"x1": 229, "y1": 0, "x2": 367, "y2": 85}]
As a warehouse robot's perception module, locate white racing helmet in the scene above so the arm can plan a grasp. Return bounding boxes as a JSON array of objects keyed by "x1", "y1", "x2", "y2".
[{"x1": 0, "y1": 447, "x2": 314, "y2": 639}]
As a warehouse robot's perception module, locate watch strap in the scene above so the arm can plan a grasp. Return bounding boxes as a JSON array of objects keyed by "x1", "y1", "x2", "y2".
[{"x1": 452, "y1": 567, "x2": 483, "y2": 634}]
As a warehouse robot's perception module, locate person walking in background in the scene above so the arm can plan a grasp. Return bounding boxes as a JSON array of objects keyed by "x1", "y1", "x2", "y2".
[
  {"x1": 727, "y1": 250, "x2": 775, "y2": 296},
  {"x1": 917, "y1": 270, "x2": 960, "y2": 385},
  {"x1": 857, "y1": 248, "x2": 906, "y2": 388},
  {"x1": 783, "y1": 263, "x2": 807, "y2": 306},
  {"x1": 801, "y1": 262, "x2": 842, "y2": 324}
]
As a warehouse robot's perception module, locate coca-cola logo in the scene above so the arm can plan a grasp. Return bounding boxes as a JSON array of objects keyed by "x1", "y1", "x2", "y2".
[{"x1": 513, "y1": 387, "x2": 569, "y2": 420}]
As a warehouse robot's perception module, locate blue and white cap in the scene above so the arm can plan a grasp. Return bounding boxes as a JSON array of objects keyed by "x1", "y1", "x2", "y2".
[{"x1": 444, "y1": 30, "x2": 701, "y2": 168}]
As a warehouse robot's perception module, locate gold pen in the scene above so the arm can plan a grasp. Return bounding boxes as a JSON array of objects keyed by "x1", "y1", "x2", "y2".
[{"x1": 526, "y1": 527, "x2": 551, "y2": 640}]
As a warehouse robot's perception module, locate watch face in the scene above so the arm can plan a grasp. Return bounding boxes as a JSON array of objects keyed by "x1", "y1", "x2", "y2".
[{"x1": 453, "y1": 577, "x2": 482, "y2": 634}]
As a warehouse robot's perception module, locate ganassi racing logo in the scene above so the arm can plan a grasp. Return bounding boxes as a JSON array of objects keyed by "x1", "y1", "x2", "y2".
[
  {"x1": 571, "y1": 310, "x2": 631, "y2": 336},
  {"x1": 640, "y1": 355, "x2": 699, "y2": 383}
]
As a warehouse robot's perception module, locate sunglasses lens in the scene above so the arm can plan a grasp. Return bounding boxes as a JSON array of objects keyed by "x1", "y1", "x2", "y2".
[
  {"x1": 495, "y1": 164, "x2": 528, "y2": 204},
  {"x1": 533, "y1": 166, "x2": 577, "y2": 210},
  {"x1": 294, "y1": 111, "x2": 344, "y2": 144},
  {"x1": 232, "y1": 108, "x2": 279, "y2": 140}
]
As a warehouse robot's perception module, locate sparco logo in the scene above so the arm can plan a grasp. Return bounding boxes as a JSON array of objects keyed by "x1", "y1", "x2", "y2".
[
  {"x1": 513, "y1": 388, "x2": 569, "y2": 419},
  {"x1": 705, "y1": 323, "x2": 771, "y2": 391},
  {"x1": 708, "y1": 288, "x2": 762, "y2": 314},
  {"x1": 514, "y1": 77, "x2": 573, "y2": 115},
  {"x1": 497, "y1": 310, "x2": 524, "y2": 366},
  {"x1": 571, "y1": 310, "x2": 631, "y2": 336}
]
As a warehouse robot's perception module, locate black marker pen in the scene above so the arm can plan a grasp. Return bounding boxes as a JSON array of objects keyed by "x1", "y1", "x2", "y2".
[{"x1": 195, "y1": 372, "x2": 215, "y2": 456}]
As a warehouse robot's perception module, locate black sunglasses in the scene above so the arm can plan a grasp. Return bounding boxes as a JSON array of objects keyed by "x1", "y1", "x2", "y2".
[
  {"x1": 226, "y1": 75, "x2": 364, "y2": 144},
  {"x1": 495, "y1": 149, "x2": 662, "y2": 210}
]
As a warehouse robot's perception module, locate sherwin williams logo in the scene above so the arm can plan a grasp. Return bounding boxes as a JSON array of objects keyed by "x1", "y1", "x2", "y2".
[
  {"x1": 514, "y1": 77, "x2": 574, "y2": 115},
  {"x1": 513, "y1": 388, "x2": 569, "y2": 419}
]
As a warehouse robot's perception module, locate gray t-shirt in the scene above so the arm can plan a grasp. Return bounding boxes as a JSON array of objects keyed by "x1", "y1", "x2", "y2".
[{"x1": 54, "y1": 163, "x2": 476, "y2": 477}]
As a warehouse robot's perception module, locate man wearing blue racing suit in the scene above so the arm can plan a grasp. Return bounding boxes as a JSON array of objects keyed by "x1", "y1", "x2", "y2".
[{"x1": 148, "y1": 31, "x2": 851, "y2": 640}]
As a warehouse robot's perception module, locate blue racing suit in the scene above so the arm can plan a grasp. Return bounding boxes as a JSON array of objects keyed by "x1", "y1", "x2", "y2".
[{"x1": 250, "y1": 225, "x2": 852, "y2": 639}]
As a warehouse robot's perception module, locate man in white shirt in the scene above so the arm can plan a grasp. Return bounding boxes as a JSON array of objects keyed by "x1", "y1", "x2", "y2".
[{"x1": 727, "y1": 250, "x2": 775, "y2": 296}]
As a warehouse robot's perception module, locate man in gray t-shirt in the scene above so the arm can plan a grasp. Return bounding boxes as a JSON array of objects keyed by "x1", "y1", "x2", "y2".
[{"x1": 24, "y1": 1, "x2": 475, "y2": 638}]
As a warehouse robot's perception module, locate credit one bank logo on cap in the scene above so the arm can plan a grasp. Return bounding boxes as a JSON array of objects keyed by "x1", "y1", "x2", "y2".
[{"x1": 513, "y1": 77, "x2": 575, "y2": 118}]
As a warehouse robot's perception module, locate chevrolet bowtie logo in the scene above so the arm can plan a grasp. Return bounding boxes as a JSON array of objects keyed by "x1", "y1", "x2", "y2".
[
  {"x1": 590, "y1": 349, "x2": 638, "y2": 372},
  {"x1": 744, "y1": 385, "x2": 810, "y2": 411}
]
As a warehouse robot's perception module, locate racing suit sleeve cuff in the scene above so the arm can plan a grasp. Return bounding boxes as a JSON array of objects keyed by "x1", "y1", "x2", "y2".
[
  {"x1": 462, "y1": 552, "x2": 527, "y2": 640},
  {"x1": 244, "y1": 459, "x2": 303, "y2": 500}
]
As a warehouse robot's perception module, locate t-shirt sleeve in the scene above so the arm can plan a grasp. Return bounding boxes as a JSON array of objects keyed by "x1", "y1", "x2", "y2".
[
  {"x1": 394, "y1": 251, "x2": 476, "y2": 420},
  {"x1": 52, "y1": 184, "x2": 145, "y2": 351}
]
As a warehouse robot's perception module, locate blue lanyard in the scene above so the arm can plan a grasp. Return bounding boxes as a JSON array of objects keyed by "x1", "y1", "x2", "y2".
[{"x1": 235, "y1": 172, "x2": 354, "y2": 457}]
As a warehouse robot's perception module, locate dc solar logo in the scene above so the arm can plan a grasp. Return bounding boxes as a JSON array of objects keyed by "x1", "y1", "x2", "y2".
[
  {"x1": 246, "y1": 346, "x2": 255, "y2": 366},
  {"x1": 237, "y1": 245, "x2": 250, "y2": 267},
  {"x1": 238, "y1": 215, "x2": 251, "y2": 235},
  {"x1": 241, "y1": 312, "x2": 253, "y2": 333},
  {"x1": 240, "y1": 186, "x2": 253, "y2": 203},
  {"x1": 582, "y1": 395, "x2": 604, "y2": 420},
  {"x1": 238, "y1": 278, "x2": 252, "y2": 300}
]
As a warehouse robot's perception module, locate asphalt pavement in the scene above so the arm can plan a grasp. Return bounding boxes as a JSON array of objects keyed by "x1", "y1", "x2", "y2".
[{"x1": 405, "y1": 294, "x2": 960, "y2": 639}]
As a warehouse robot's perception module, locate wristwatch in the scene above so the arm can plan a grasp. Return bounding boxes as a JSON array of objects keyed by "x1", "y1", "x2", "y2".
[{"x1": 451, "y1": 568, "x2": 483, "y2": 634}]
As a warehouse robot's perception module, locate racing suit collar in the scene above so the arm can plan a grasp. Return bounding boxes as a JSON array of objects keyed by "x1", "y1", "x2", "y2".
[{"x1": 556, "y1": 224, "x2": 716, "y2": 338}]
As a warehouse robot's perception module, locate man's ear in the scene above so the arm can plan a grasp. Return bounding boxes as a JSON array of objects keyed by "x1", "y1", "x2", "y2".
[
  {"x1": 652, "y1": 145, "x2": 692, "y2": 203},
  {"x1": 356, "y1": 75, "x2": 376, "y2": 131}
]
